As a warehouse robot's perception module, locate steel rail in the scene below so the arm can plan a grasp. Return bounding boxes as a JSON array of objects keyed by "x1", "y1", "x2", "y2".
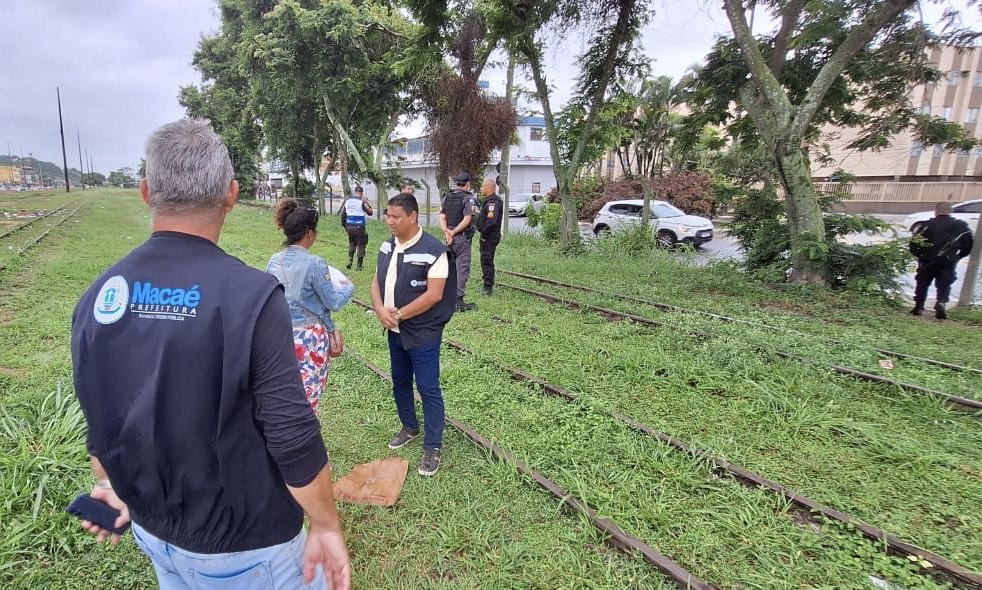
[
  {"x1": 345, "y1": 346, "x2": 715, "y2": 590},
  {"x1": 499, "y1": 269, "x2": 982, "y2": 376},
  {"x1": 0, "y1": 207, "x2": 80, "y2": 272},
  {"x1": 499, "y1": 282, "x2": 982, "y2": 413},
  {"x1": 435, "y1": 336, "x2": 982, "y2": 589},
  {"x1": 0, "y1": 207, "x2": 66, "y2": 241}
]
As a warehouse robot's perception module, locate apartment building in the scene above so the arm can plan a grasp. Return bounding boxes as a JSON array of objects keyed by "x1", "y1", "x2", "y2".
[{"x1": 814, "y1": 45, "x2": 982, "y2": 181}]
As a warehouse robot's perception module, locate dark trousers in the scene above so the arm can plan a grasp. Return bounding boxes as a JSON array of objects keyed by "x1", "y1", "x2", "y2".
[
  {"x1": 479, "y1": 234, "x2": 500, "y2": 289},
  {"x1": 388, "y1": 331, "x2": 444, "y2": 449},
  {"x1": 913, "y1": 260, "x2": 957, "y2": 305},
  {"x1": 449, "y1": 233, "x2": 473, "y2": 298},
  {"x1": 345, "y1": 225, "x2": 368, "y2": 258}
]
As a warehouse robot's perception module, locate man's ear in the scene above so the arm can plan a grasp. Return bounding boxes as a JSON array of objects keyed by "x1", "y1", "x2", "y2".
[
  {"x1": 224, "y1": 180, "x2": 239, "y2": 212},
  {"x1": 140, "y1": 178, "x2": 151, "y2": 206}
]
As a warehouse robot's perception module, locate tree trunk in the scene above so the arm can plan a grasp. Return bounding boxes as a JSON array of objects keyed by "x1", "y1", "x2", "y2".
[
  {"x1": 500, "y1": 51, "x2": 515, "y2": 235},
  {"x1": 775, "y1": 147, "x2": 826, "y2": 283},
  {"x1": 523, "y1": 44, "x2": 579, "y2": 250}
]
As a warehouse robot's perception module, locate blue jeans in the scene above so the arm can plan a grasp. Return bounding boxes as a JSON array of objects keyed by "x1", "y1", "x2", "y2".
[
  {"x1": 388, "y1": 330, "x2": 444, "y2": 448},
  {"x1": 131, "y1": 523, "x2": 325, "y2": 589}
]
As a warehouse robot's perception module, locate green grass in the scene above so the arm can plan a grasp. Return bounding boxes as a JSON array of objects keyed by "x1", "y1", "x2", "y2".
[{"x1": 1, "y1": 191, "x2": 979, "y2": 589}]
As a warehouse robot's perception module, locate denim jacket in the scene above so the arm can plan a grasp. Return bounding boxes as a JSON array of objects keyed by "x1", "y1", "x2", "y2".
[{"x1": 266, "y1": 246, "x2": 355, "y2": 331}]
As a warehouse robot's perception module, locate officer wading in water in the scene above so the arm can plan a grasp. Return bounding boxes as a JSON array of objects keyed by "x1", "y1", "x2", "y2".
[{"x1": 439, "y1": 172, "x2": 478, "y2": 312}]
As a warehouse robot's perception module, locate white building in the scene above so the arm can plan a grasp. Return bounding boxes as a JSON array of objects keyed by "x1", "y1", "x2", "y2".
[{"x1": 382, "y1": 116, "x2": 558, "y2": 204}]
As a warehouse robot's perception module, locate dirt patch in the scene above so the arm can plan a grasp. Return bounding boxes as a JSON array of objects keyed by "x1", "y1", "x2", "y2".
[{"x1": 0, "y1": 366, "x2": 25, "y2": 377}]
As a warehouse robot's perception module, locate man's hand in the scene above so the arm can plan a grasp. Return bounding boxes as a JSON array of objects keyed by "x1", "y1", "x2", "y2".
[
  {"x1": 82, "y1": 485, "x2": 130, "y2": 545},
  {"x1": 443, "y1": 229, "x2": 454, "y2": 245},
  {"x1": 302, "y1": 525, "x2": 351, "y2": 590},
  {"x1": 376, "y1": 306, "x2": 399, "y2": 330}
]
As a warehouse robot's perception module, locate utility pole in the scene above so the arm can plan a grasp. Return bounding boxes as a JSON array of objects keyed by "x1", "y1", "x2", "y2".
[
  {"x1": 6, "y1": 143, "x2": 12, "y2": 185},
  {"x1": 956, "y1": 215, "x2": 982, "y2": 308},
  {"x1": 57, "y1": 88, "x2": 71, "y2": 192},
  {"x1": 77, "y1": 130, "x2": 85, "y2": 189}
]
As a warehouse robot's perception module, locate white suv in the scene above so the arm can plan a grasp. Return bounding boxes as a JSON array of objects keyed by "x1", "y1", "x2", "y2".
[{"x1": 592, "y1": 199, "x2": 714, "y2": 247}]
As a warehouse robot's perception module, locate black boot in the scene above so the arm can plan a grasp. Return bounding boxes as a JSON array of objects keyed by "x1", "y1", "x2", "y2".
[
  {"x1": 456, "y1": 296, "x2": 476, "y2": 312},
  {"x1": 357, "y1": 256, "x2": 364, "y2": 271},
  {"x1": 345, "y1": 255, "x2": 353, "y2": 270},
  {"x1": 909, "y1": 304, "x2": 924, "y2": 315},
  {"x1": 482, "y1": 285, "x2": 493, "y2": 296},
  {"x1": 934, "y1": 302, "x2": 947, "y2": 320}
]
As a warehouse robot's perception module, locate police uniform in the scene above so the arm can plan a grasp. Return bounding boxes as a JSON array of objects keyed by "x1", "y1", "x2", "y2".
[
  {"x1": 476, "y1": 191, "x2": 503, "y2": 295},
  {"x1": 909, "y1": 211, "x2": 973, "y2": 318},
  {"x1": 440, "y1": 183, "x2": 477, "y2": 305}
]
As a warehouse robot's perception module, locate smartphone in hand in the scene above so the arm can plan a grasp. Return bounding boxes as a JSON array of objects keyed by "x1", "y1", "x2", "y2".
[{"x1": 66, "y1": 493, "x2": 130, "y2": 535}]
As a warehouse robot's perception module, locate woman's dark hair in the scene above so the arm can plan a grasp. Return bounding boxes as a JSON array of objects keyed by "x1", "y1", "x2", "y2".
[{"x1": 274, "y1": 198, "x2": 319, "y2": 246}]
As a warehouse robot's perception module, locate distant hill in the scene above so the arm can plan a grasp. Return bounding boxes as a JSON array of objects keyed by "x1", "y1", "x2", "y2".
[{"x1": 0, "y1": 155, "x2": 83, "y2": 186}]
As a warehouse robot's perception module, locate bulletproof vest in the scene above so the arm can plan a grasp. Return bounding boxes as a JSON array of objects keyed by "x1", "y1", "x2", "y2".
[{"x1": 443, "y1": 190, "x2": 473, "y2": 235}]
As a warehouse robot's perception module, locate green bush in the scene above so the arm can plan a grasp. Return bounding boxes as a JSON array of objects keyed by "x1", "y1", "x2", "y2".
[{"x1": 539, "y1": 203, "x2": 563, "y2": 242}]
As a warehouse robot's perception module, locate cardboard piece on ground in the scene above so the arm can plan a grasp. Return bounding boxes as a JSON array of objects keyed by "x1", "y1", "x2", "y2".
[{"x1": 333, "y1": 458, "x2": 409, "y2": 507}]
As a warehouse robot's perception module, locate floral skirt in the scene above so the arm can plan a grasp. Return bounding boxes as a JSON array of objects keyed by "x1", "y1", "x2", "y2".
[{"x1": 293, "y1": 323, "x2": 331, "y2": 411}]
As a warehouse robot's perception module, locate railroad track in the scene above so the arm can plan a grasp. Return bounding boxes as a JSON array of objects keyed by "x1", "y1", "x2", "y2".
[
  {"x1": 499, "y1": 269, "x2": 982, "y2": 377},
  {"x1": 496, "y1": 279, "x2": 982, "y2": 412},
  {"x1": 0, "y1": 207, "x2": 65, "y2": 240},
  {"x1": 344, "y1": 347, "x2": 714, "y2": 590},
  {"x1": 0, "y1": 207, "x2": 80, "y2": 273},
  {"x1": 346, "y1": 298, "x2": 982, "y2": 588}
]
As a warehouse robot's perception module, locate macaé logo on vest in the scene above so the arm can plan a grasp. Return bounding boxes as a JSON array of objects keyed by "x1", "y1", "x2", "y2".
[{"x1": 92, "y1": 275, "x2": 129, "y2": 325}]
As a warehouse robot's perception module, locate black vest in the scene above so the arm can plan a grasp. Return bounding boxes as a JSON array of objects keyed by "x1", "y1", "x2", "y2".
[
  {"x1": 377, "y1": 230, "x2": 457, "y2": 348},
  {"x1": 443, "y1": 189, "x2": 474, "y2": 236},
  {"x1": 71, "y1": 232, "x2": 304, "y2": 552}
]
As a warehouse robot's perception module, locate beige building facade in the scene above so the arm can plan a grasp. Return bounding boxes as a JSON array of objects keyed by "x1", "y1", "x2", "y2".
[{"x1": 815, "y1": 45, "x2": 982, "y2": 181}]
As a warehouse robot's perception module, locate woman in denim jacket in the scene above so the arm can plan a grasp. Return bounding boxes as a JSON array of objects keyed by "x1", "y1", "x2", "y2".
[{"x1": 267, "y1": 199, "x2": 355, "y2": 411}]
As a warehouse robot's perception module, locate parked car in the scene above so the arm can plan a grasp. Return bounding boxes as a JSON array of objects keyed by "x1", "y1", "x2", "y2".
[
  {"x1": 592, "y1": 199, "x2": 714, "y2": 247},
  {"x1": 902, "y1": 199, "x2": 981, "y2": 234},
  {"x1": 508, "y1": 193, "x2": 545, "y2": 216}
]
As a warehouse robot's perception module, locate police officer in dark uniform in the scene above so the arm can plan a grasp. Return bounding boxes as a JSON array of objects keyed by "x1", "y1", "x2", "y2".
[
  {"x1": 439, "y1": 172, "x2": 478, "y2": 312},
  {"x1": 909, "y1": 201, "x2": 974, "y2": 319},
  {"x1": 475, "y1": 177, "x2": 503, "y2": 296}
]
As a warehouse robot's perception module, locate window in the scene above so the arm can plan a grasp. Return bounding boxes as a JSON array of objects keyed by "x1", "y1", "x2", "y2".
[
  {"x1": 968, "y1": 108, "x2": 979, "y2": 123},
  {"x1": 942, "y1": 106, "x2": 952, "y2": 120},
  {"x1": 920, "y1": 103, "x2": 931, "y2": 115},
  {"x1": 531, "y1": 182, "x2": 541, "y2": 192},
  {"x1": 954, "y1": 202, "x2": 982, "y2": 214},
  {"x1": 933, "y1": 144, "x2": 945, "y2": 158},
  {"x1": 957, "y1": 148, "x2": 971, "y2": 158},
  {"x1": 975, "y1": 72, "x2": 982, "y2": 87},
  {"x1": 947, "y1": 71, "x2": 961, "y2": 86},
  {"x1": 910, "y1": 141, "x2": 923, "y2": 156},
  {"x1": 530, "y1": 127, "x2": 545, "y2": 141}
]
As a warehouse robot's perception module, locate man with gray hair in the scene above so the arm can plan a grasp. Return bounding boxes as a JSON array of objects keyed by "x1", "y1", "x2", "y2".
[
  {"x1": 909, "y1": 201, "x2": 974, "y2": 319},
  {"x1": 71, "y1": 119, "x2": 351, "y2": 589}
]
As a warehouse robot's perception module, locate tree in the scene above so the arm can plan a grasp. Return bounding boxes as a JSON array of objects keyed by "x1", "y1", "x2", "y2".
[
  {"x1": 483, "y1": 0, "x2": 651, "y2": 250},
  {"x1": 108, "y1": 167, "x2": 135, "y2": 187},
  {"x1": 695, "y1": 0, "x2": 980, "y2": 283},
  {"x1": 239, "y1": 0, "x2": 417, "y2": 210},
  {"x1": 180, "y1": 2, "x2": 263, "y2": 200},
  {"x1": 418, "y1": 9, "x2": 517, "y2": 193},
  {"x1": 82, "y1": 172, "x2": 106, "y2": 186}
]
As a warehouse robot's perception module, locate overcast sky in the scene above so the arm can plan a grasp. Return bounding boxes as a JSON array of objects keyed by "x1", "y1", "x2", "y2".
[{"x1": 0, "y1": 1, "x2": 958, "y2": 176}]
